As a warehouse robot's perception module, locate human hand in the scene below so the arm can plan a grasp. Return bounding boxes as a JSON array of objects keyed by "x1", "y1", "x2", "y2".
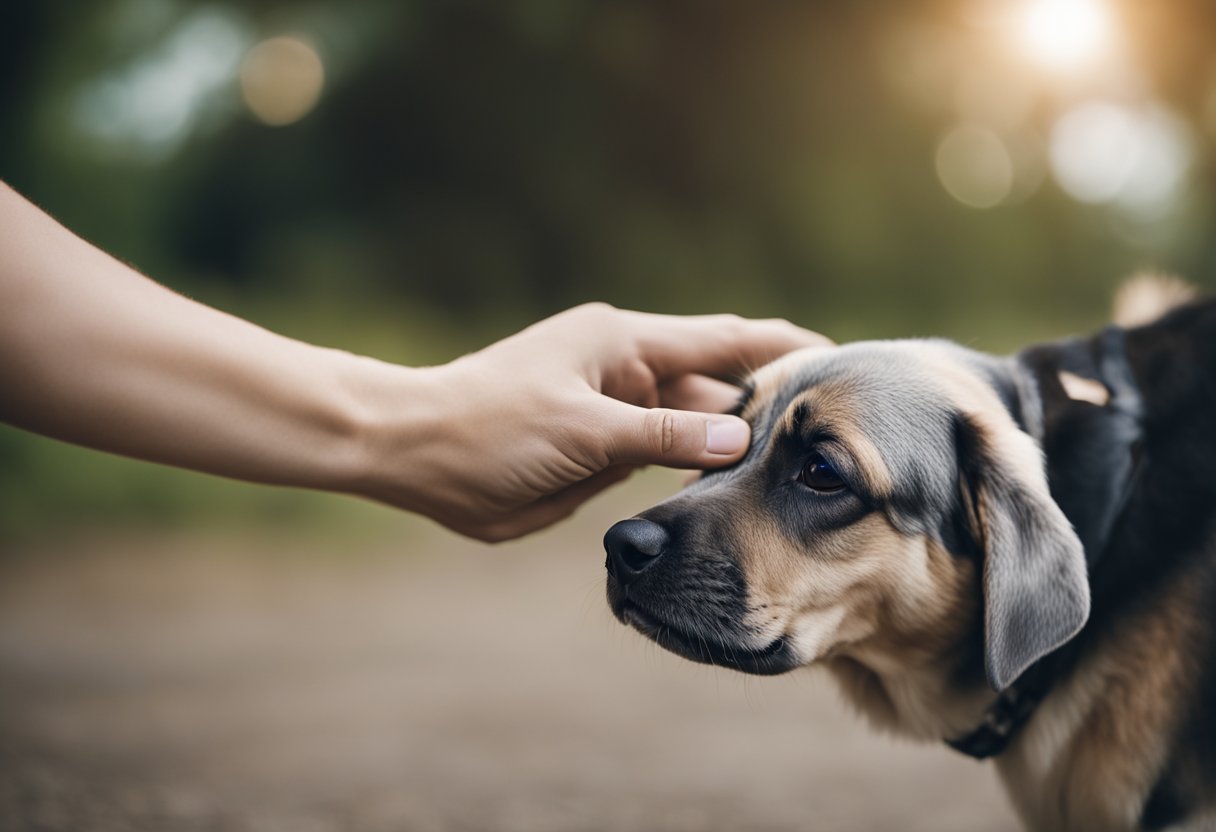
[
  {"x1": 357, "y1": 304, "x2": 831, "y2": 541},
  {"x1": 0, "y1": 185, "x2": 828, "y2": 541}
]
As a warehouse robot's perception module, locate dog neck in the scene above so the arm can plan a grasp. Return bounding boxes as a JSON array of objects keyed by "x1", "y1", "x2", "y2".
[
  {"x1": 944, "y1": 326, "x2": 1145, "y2": 760},
  {"x1": 826, "y1": 641, "x2": 992, "y2": 743},
  {"x1": 825, "y1": 566, "x2": 994, "y2": 744}
]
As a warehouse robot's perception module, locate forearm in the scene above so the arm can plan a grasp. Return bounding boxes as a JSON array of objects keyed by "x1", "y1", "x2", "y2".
[
  {"x1": 0, "y1": 182, "x2": 413, "y2": 493},
  {"x1": 0, "y1": 183, "x2": 828, "y2": 541}
]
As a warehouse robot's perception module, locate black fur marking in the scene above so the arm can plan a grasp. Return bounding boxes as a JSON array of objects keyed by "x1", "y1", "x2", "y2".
[
  {"x1": 1019, "y1": 328, "x2": 1144, "y2": 560},
  {"x1": 1141, "y1": 771, "x2": 1190, "y2": 831},
  {"x1": 998, "y1": 300, "x2": 1216, "y2": 823}
]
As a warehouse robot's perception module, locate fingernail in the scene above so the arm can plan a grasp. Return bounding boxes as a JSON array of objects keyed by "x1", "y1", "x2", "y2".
[{"x1": 705, "y1": 419, "x2": 749, "y2": 455}]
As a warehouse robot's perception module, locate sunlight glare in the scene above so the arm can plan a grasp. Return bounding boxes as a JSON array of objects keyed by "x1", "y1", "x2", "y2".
[{"x1": 1018, "y1": 0, "x2": 1114, "y2": 72}]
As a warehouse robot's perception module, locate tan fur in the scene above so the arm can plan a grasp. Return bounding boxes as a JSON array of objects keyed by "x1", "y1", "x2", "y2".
[
  {"x1": 735, "y1": 512, "x2": 895, "y2": 655},
  {"x1": 932, "y1": 354, "x2": 1057, "y2": 508},
  {"x1": 742, "y1": 345, "x2": 833, "y2": 422},
  {"x1": 1113, "y1": 272, "x2": 1197, "y2": 328},
  {"x1": 1058, "y1": 370, "x2": 1112, "y2": 406},
  {"x1": 997, "y1": 569, "x2": 1201, "y2": 831},
  {"x1": 826, "y1": 537, "x2": 990, "y2": 741},
  {"x1": 734, "y1": 492, "x2": 989, "y2": 739},
  {"x1": 777, "y1": 383, "x2": 895, "y2": 498}
]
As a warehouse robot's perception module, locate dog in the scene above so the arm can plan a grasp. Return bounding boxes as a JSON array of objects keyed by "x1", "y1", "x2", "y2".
[{"x1": 604, "y1": 277, "x2": 1216, "y2": 831}]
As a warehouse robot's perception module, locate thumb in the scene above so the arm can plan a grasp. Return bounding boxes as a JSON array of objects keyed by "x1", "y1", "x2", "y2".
[{"x1": 600, "y1": 401, "x2": 752, "y2": 468}]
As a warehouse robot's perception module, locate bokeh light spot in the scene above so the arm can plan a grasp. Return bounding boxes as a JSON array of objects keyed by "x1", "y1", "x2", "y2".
[
  {"x1": 1049, "y1": 102, "x2": 1192, "y2": 215},
  {"x1": 241, "y1": 36, "x2": 325, "y2": 127},
  {"x1": 1049, "y1": 102, "x2": 1135, "y2": 203},
  {"x1": 1017, "y1": 0, "x2": 1114, "y2": 72},
  {"x1": 935, "y1": 125, "x2": 1015, "y2": 209}
]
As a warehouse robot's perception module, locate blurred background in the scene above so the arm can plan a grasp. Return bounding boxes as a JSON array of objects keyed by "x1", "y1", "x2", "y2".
[{"x1": 2, "y1": 0, "x2": 1214, "y2": 829}]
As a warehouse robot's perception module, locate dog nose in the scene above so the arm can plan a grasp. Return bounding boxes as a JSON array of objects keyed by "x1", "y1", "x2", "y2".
[{"x1": 604, "y1": 518, "x2": 669, "y2": 583}]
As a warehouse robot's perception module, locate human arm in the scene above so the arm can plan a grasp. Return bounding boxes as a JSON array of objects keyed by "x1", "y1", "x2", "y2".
[{"x1": 0, "y1": 182, "x2": 829, "y2": 540}]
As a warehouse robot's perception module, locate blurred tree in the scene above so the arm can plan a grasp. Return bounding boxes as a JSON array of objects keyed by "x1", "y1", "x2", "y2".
[{"x1": 3, "y1": 0, "x2": 1216, "y2": 532}]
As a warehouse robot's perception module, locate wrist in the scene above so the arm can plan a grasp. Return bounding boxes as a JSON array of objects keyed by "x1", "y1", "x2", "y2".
[{"x1": 326, "y1": 350, "x2": 453, "y2": 505}]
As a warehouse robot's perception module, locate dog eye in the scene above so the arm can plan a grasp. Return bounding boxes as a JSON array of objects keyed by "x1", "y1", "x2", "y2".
[{"x1": 798, "y1": 454, "x2": 846, "y2": 492}]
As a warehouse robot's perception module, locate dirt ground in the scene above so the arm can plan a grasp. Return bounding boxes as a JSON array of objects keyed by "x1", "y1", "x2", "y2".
[{"x1": 0, "y1": 478, "x2": 1021, "y2": 832}]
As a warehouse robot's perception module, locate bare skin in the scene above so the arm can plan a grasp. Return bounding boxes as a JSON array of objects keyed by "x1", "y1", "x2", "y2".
[{"x1": 0, "y1": 182, "x2": 830, "y2": 541}]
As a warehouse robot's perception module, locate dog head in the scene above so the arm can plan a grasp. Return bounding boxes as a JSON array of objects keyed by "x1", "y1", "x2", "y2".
[{"x1": 605, "y1": 340, "x2": 1090, "y2": 691}]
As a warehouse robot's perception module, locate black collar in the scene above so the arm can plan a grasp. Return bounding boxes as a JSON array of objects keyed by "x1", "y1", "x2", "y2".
[
  {"x1": 945, "y1": 665, "x2": 1052, "y2": 759},
  {"x1": 946, "y1": 327, "x2": 1145, "y2": 761}
]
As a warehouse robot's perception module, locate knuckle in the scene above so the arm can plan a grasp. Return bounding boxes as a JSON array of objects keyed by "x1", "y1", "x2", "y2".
[
  {"x1": 623, "y1": 358, "x2": 658, "y2": 393},
  {"x1": 770, "y1": 318, "x2": 803, "y2": 340},
  {"x1": 642, "y1": 408, "x2": 677, "y2": 456},
  {"x1": 772, "y1": 318, "x2": 831, "y2": 345},
  {"x1": 572, "y1": 301, "x2": 616, "y2": 321},
  {"x1": 715, "y1": 313, "x2": 748, "y2": 339}
]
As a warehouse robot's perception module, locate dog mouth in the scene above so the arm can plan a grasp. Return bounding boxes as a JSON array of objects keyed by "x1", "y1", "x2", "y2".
[{"x1": 612, "y1": 597, "x2": 795, "y2": 676}]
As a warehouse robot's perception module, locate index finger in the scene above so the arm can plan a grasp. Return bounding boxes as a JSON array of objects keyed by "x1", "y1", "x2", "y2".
[{"x1": 624, "y1": 312, "x2": 833, "y2": 382}]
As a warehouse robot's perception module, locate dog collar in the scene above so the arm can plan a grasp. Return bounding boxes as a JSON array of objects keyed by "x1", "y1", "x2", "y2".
[
  {"x1": 945, "y1": 669, "x2": 1048, "y2": 759},
  {"x1": 946, "y1": 327, "x2": 1145, "y2": 761}
]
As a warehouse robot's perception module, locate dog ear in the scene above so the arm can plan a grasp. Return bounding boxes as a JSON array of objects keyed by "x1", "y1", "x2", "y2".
[{"x1": 956, "y1": 413, "x2": 1090, "y2": 691}]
